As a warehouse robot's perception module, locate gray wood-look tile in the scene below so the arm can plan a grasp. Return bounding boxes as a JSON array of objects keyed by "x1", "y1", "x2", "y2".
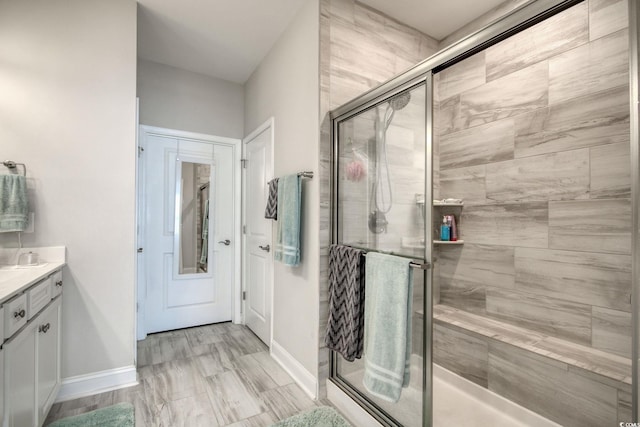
[
  {"x1": 435, "y1": 95, "x2": 462, "y2": 136},
  {"x1": 618, "y1": 390, "x2": 633, "y2": 424},
  {"x1": 157, "y1": 392, "x2": 218, "y2": 427},
  {"x1": 438, "y1": 244, "x2": 516, "y2": 288},
  {"x1": 590, "y1": 0, "x2": 628, "y2": 41},
  {"x1": 434, "y1": 304, "x2": 630, "y2": 385},
  {"x1": 206, "y1": 370, "x2": 266, "y2": 425},
  {"x1": 436, "y1": 51, "x2": 486, "y2": 101},
  {"x1": 514, "y1": 247, "x2": 631, "y2": 312},
  {"x1": 549, "y1": 198, "x2": 632, "y2": 254},
  {"x1": 45, "y1": 323, "x2": 326, "y2": 427},
  {"x1": 488, "y1": 341, "x2": 618, "y2": 427},
  {"x1": 486, "y1": 288, "x2": 592, "y2": 345},
  {"x1": 592, "y1": 307, "x2": 632, "y2": 359},
  {"x1": 434, "y1": 323, "x2": 489, "y2": 387},
  {"x1": 438, "y1": 164, "x2": 487, "y2": 206},
  {"x1": 439, "y1": 118, "x2": 514, "y2": 170},
  {"x1": 591, "y1": 141, "x2": 631, "y2": 199},
  {"x1": 461, "y1": 202, "x2": 548, "y2": 248},
  {"x1": 538, "y1": 336, "x2": 631, "y2": 385},
  {"x1": 260, "y1": 383, "x2": 318, "y2": 420},
  {"x1": 514, "y1": 85, "x2": 630, "y2": 158},
  {"x1": 485, "y1": 1, "x2": 588, "y2": 81},
  {"x1": 458, "y1": 62, "x2": 549, "y2": 131},
  {"x1": 486, "y1": 148, "x2": 589, "y2": 202},
  {"x1": 226, "y1": 412, "x2": 277, "y2": 427},
  {"x1": 549, "y1": 28, "x2": 628, "y2": 104}
]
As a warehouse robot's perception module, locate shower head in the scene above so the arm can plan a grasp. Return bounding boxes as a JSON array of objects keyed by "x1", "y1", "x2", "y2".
[{"x1": 389, "y1": 92, "x2": 411, "y2": 111}]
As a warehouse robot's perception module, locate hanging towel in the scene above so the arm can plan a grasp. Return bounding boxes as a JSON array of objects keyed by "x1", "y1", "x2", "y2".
[
  {"x1": 274, "y1": 174, "x2": 302, "y2": 266},
  {"x1": 264, "y1": 178, "x2": 279, "y2": 219},
  {"x1": 362, "y1": 252, "x2": 413, "y2": 403},
  {"x1": 199, "y1": 200, "x2": 209, "y2": 266},
  {"x1": 325, "y1": 244, "x2": 366, "y2": 362},
  {"x1": 0, "y1": 175, "x2": 29, "y2": 232}
]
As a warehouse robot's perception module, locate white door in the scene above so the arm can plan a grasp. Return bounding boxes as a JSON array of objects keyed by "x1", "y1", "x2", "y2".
[
  {"x1": 143, "y1": 131, "x2": 235, "y2": 333},
  {"x1": 243, "y1": 120, "x2": 274, "y2": 345}
]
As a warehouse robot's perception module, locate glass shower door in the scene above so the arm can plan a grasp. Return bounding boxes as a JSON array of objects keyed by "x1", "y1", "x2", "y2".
[{"x1": 332, "y1": 81, "x2": 429, "y2": 427}]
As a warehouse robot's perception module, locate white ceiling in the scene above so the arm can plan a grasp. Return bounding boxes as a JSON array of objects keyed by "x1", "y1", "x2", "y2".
[
  {"x1": 137, "y1": 0, "x2": 508, "y2": 84},
  {"x1": 137, "y1": 0, "x2": 308, "y2": 84}
]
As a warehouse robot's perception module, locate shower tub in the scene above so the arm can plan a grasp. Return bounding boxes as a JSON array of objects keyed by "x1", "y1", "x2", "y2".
[{"x1": 328, "y1": 0, "x2": 636, "y2": 426}]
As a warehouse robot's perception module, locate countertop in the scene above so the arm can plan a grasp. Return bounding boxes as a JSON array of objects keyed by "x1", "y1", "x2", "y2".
[{"x1": 0, "y1": 246, "x2": 66, "y2": 305}]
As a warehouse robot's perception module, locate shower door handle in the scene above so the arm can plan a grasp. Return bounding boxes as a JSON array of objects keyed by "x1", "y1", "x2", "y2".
[{"x1": 258, "y1": 244, "x2": 270, "y2": 252}]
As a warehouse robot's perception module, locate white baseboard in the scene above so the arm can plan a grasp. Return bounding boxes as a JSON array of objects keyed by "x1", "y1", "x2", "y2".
[
  {"x1": 270, "y1": 340, "x2": 318, "y2": 400},
  {"x1": 55, "y1": 365, "x2": 138, "y2": 403},
  {"x1": 327, "y1": 380, "x2": 383, "y2": 427}
]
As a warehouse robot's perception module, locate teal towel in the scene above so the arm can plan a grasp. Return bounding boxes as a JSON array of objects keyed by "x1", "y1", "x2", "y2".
[
  {"x1": 363, "y1": 252, "x2": 413, "y2": 403},
  {"x1": 0, "y1": 175, "x2": 28, "y2": 232},
  {"x1": 274, "y1": 174, "x2": 302, "y2": 266}
]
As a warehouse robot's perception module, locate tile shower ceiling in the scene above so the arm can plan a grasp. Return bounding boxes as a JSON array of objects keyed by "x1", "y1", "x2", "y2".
[{"x1": 137, "y1": 0, "x2": 505, "y2": 84}]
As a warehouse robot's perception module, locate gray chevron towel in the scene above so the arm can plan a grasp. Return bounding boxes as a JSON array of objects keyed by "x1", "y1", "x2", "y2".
[
  {"x1": 325, "y1": 244, "x2": 365, "y2": 361},
  {"x1": 264, "y1": 178, "x2": 279, "y2": 219}
]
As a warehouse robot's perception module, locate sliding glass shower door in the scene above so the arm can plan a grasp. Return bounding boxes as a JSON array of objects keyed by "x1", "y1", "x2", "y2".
[{"x1": 331, "y1": 82, "x2": 431, "y2": 427}]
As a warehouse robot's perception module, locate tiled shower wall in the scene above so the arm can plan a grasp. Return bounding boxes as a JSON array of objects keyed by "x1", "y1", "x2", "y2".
[
  {"x1": 318, "y1": 0, "x2": 438, "y2": 397},
  {"x1": 434, "y1": 0, "x2": 631, "y2": 358}
]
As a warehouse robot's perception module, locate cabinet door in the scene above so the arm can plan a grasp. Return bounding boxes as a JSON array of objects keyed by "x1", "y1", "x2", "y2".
[
  {"x1": 5, "y1": 322, "x2": 37, "y2": 427},
  {"x1": 37, "y1": 298, "x2": 61, "y2": 424}
]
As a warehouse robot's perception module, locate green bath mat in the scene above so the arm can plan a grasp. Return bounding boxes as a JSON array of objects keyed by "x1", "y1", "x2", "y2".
[
  {"x1": 272, "y1": 406, "x2": 351, "y2": 427},
  {"x1": 48, "y1": 402, "x2": 134, "y2": 427}
]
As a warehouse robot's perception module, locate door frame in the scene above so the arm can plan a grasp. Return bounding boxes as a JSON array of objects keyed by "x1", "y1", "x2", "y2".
[
  {"x1": 136, "y1": 125, "x2": 242, "y2": 340},
  {"x1": 241, "y1": 117, "x2": 275, "y2": 345}
]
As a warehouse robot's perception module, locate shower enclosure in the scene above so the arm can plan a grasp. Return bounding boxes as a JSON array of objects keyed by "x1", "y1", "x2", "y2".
[{"x1": 329, "y1": 0, "x2": 639, "y2": 426}]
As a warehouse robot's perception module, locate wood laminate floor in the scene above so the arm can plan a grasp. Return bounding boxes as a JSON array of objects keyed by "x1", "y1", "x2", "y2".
[{"x1": 45, "y1": 322, "x2": 330, "y2": 426}]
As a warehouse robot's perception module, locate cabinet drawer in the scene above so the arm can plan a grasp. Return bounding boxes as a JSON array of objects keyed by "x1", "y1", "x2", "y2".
[
  {"x1": 4, "y1": 294, "x2": 27, "y2": 338},
  {"x1": 27, "y1": 278, "x2": 52, "y2": 320},
  {"x1": 51, "y1": 270, "x2": 63, "y2": 298}
]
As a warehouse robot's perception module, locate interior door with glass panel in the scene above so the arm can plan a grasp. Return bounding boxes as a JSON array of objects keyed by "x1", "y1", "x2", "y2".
[{"x1": 144, "y1": 135, "x2": 233, "y2": 333}]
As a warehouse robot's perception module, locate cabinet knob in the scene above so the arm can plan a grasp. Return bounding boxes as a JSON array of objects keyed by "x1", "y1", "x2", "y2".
[
  {"x1": 13, "y1": 309, "x2": 25, "y2": 319},
  {"x1": 55, "y1": 280, "x2": 63, "y2": 287},
  {"x1": 39, "y1": 323, "x2": 51, "y2": 333}
]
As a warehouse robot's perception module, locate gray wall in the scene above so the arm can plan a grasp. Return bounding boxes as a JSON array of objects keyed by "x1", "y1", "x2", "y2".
[
  {"x1": 138, "y1": 59, "x2": 244, "y2": 138},
  {"x1": 244, "y1": 0, "x2": 321, "y2": 388},
  {"x1": 434, "y1": 0, "x2": 631, "y2": 357},
  {"x1": 432, "y1": 1, "x2": 631, "y2": 425},
  {"x1": 0, "y1": 0, "x2": 137, "y2": 378}
]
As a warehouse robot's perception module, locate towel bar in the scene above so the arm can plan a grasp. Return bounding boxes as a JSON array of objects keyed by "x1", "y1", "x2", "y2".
[
  {"x1": 297, "y1": 171, "x2": 314, "y2": 178},
  {"x1": 2, "y1": 160, "x2": 27, "y2": 177},
  {"x1": 409, "y1": 261, "x2": 431, "y2": 270}
]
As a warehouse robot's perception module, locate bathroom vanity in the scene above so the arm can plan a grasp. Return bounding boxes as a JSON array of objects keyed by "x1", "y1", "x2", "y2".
[{"x1": 0, "y1": 247, "x2": 65, "y2": 427}]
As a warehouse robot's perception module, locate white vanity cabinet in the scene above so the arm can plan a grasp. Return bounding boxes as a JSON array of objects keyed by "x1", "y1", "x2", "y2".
[{"x1": 1, "y1": 268, "x2": 63, "y2": 427}]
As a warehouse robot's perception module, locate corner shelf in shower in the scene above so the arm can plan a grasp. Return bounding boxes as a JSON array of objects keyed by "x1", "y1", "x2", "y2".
[
  {"x1": 434, "y1": 199, "x2": 463, "y2": 244},
  {"x1": 434, "y1": 240, "x2": 464, "y2": 245},
  {"x1": 433, "y1": 201, "x2": 464, "y2": 207}
]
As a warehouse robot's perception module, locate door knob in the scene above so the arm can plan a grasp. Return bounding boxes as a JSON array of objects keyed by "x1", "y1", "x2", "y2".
[
  {"x1": 218, "y1": 239, "x2": 231, "y2": 246},
  {"x1": 258, "y1": 244, "x2": 270, "y2": 252}
]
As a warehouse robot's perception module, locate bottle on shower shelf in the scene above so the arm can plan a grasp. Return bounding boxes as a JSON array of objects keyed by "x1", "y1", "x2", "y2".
[
  {"x1": 446, "y1": 214, "x2": 458, "y2": 241},
  {"x1": 440, "y1": 216, "x2": 450, "y2": 241}
]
